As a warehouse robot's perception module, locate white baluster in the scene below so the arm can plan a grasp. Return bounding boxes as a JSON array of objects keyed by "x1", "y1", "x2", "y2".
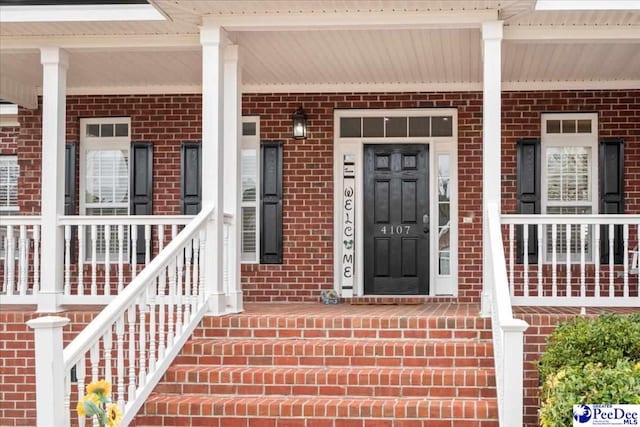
[
  {"x1": 32, "y1": 225, "x2": 40, "y2": 294},
  {"x1": 104, "y1": 224, "x2": 110, "y2": 296},
  {"x1": 78, "y1": 225, "x2": 85, "y2": 296},
  {"x1": 184, "y1": 239, "x2": 193, "y2": 325},
  {"x1": 623, "y1": 224, "x2": 629, "y2": 298},
  {"x1": 138, "y1": 295, "x2": 147, "y2": 387},
  {"x1": 117, "y1": 225, "x2": 124, "y2": 293},
  {"x1": 2, "y1": 233, "x2": 6, "y2": 294},
  {"x1": 103, "y1": 329, "x2": 113, "y2": 385},
  {"x1": 551, "y1": 224, "x2": 557, "y2": 297},
  {"x1": 167, "y1": 258, "x2": 176, "y2": 349},
  {"x1": 90, "y1": 342, "x2": 99, "y2": 383},
  {"x1": 609, "y1": 224, "x2": 615, "y2": 297},
  {"x1": 523, "y1": 224, "x2": 529, "y2": 297},
  {"x1": 127, "y1": 306, "x2": 137, "y2": 401},
  {"x1": 594, "y1": 225, "x2": 601, "y2": 298},
  {"x1": 131, "y1": 225, "x2": 138, "y2": 281},
  {"x1": 145, "y1": 225, "x2": 151, "y2": 266},
  {"x1": 508, "y1": 224, "x2": 514, "y2": 296},
  {"x1": 198, "y1": 230, "x2": 206, "y2": 305},
  {"x1": 158, "y1": 269, "x2": 166, "y2": 361},
  {"x1": 64, "y1": 371, "x2": 71, "y2": 427},
  {"x1": 580, "y1": 224, "x2": 586, "y2": 298},
  {"x1": 192, "y1": 235, "x2": 201, "y2": 312},
  {"x1": 90, "y1": 225, "x2": 97, "y2": 296},
  {"x1": 223, "y1": 222, "x2": 230, "y2": 297},
  {"x1": 116, "y1": 316, "x2": 125, "y2": 411},
  {"x1": 77, "y1": 357, "x2": 86, "y2": 427},
  {"x1": 147, "y1": 280, "x2": 156, "y2": 375},
  {"x1": 566, "y1": 224, "x2": 571, "y2": 297},
  {"x1": 158, "y1": 224, "x2": 165, "y2": 252},
  {"x1": 176, "y1": 249, "x2": 184, "y2": 335},
  {"x1": 64, "y1": 225, "x2": 71, "y2": 295},
  {"x1": 537, "y1": 224, "x2": 543, "y2": 297},
  {"x1": 6, "y1": 225, "x2": 14, "y2": 295},
  {"x1": 18, "y1": 225, "x2": 27, "y2": 295}
]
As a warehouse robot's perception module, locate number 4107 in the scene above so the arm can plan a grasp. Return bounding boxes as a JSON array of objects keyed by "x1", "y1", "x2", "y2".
[{"x1": 380, "y1": 225, "x2": 410, "y2": 235}]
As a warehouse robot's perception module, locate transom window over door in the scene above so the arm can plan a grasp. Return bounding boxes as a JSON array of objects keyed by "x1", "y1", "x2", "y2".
[
  {"x1": 542, "y1": 113, "x2": 598, "y2": 262},
  {"x1": 80, "y1": 117, "x2": 131, "y2": 261}
]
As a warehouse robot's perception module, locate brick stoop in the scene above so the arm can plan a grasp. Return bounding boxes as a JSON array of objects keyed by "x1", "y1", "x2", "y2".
[{"x1": 131, "y1": 303, "x2": 498, "y2": 427}]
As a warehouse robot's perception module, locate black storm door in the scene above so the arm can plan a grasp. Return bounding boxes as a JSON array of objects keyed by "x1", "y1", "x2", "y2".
[{"x1": 364, "y1": 144, "x2": 430, "y2": 295}]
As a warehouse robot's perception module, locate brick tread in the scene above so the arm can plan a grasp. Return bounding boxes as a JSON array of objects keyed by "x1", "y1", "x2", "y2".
[
  {"x1": 138, "y1": 394, "x2": 498, "y2": 420},
  {"x1": 176, "y1": 339, "x2": 493, "y2": 368},
  {"x1": 157, "y1": 366, "x2": 496, "y2": 398}
]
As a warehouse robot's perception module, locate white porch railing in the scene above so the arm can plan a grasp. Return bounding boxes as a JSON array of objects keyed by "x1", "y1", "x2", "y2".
[
  {"x1": 1, "y1": 216, "x2": 41, "y2": 298},
  {"x1": 501, "y1": 214, "x2": 640, "y2": 307},
  {"x1": 27, "y1": 205, "x2": 219, "y2": 427},
  {"x1": 486, "y1": 202, "x2": 529, "y2": 427}
]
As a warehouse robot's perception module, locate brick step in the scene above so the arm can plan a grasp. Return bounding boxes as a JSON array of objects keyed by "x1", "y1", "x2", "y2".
[
  {"x1": 194, "y1": 312, "x2": 492, "y2": 340},
  {"x1": 156, "y1": 366, "x2": 497, "y2": 398},
  {"x1": 175, "y1": 339, "x2": 494, "y2": 368},
  {"x1": 133, "y1": 395, "x2": 499, "y2": 427}
]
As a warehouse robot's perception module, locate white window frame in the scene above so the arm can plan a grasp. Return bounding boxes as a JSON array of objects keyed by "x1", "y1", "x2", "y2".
[
  {"x1": 0, "y1": 155, "x2": 19, "y2": 213},
  {"x1": 79, "y1": 117, "x2": 131, "y2": 263},
  {"x1": 241, "y1": 116, "x2": 260, "y2": 263},
  {"x1": 541, "y1": 112, "x2": 598, "y2": 263}
]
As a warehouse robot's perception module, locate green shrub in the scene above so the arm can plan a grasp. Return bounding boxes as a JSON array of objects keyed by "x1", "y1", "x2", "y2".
[
  {"x1": 537, "y1": 314, "x2": 640, "y2": 383},
  {"x1": 539, "y1": 360, "x2": 640, "y2": 427}
]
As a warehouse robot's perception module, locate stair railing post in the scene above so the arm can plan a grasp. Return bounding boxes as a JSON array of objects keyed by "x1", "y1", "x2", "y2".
[
  {"x1": 27, "y1": 316, "x2": 70, "y2": 427},
  {"x1": 501, "y1": 321, "x2": 528, "y2": 427}
]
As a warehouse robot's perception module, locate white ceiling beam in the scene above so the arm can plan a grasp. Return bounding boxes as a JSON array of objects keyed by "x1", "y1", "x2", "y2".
[
  {"x1": 203, "y1": 9, "x2": 499, "y2": 31},
  {"x1": 0, "y1": 35, "x2": 200, "y2": 51},
  {"x1": 504, "y1": 26, "x2": 640, "y2": 42},
  {"x1": 535, "y1": 0, "x2": 640, "y2": 11},
  {"x1": 0, "y1": 76, "x2": 38, "y2": 109},
  {"x1": 0, "y1": 4, "x2": 165, "y2": 23}
]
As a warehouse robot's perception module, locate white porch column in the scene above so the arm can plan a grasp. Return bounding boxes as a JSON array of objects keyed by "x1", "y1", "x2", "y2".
[
  {"x1": 200, "y1": 24, "x2": 226, "y2": 314},
  {"x1": 223, "y1": 44, "x2": 243, "y2": 313},
  {"x1": 38, "y1": 47, "x2": 69, "y2": 312},
  {"x1": 481, "y1": 21, "x2": 503, "y2": 317}
]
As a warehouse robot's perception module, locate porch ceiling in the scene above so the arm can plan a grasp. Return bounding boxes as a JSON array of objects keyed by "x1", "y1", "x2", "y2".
[{"x1": 0, "y1": 0, "x2": 638, "y2": 104}]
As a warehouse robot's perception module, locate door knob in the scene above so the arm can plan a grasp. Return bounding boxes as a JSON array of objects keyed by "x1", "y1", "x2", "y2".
[{"x1": 423, "y1": 214, "x2": 429, "y2": 233}]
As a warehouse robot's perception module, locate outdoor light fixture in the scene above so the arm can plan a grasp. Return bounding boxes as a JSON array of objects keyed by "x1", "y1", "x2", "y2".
[{"x1": 292, "y1": 107, "x2": 307, "y2": 140}]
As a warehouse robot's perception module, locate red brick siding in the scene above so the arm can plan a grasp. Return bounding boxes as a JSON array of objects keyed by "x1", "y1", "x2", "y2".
[{"x1": 2, "y1": 90, "x2": 638, "y2": 303}]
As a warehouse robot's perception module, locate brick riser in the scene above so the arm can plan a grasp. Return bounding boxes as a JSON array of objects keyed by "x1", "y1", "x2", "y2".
[{"x1": 132, "y1": 304, "x2": 499, "y2": 427}]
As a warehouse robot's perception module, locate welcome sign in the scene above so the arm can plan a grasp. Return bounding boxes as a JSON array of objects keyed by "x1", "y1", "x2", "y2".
[{"x1": 341, "y1": 155, "x2": 355, "y2": 297}]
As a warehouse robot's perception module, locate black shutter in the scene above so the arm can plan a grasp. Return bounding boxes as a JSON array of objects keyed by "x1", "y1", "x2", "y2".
[
  {"x1": 130, "y1": 142, "x2": 153, "y2": 263},
  {"x1": 600, "y1": 138, "x2": 624, "y2": 264},
  {"x1": 180, "y1": 143, "x2": 202, "y2": 215},
  {"x1": 260, "y1": 141, "x2": 283, "y2": 264},
  {"x1": 64, "y1": 143, "x2": 77, "y2": 260},
  {"x1": 516, "y1": 138, "x2": 541, "y2": 264}
]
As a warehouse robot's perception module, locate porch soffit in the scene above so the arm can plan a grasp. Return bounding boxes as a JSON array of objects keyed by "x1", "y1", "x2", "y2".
[{"x1": 0, "y1": 1, "x2": 638, "y2": 103}]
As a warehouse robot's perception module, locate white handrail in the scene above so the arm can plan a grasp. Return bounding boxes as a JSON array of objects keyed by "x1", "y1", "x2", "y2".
[
  {"x1": 0, "y1": 215, "x2": 42, "y2": 225},
  {"x1": 502, "y1": 213, "x2": 639, "y2": 225},
  {"x1": 58, "y1": 215, "x2": 194, "y2": 226},
  {"x1": 486, "y1": 202, "x2": 529, "y2": 427}
]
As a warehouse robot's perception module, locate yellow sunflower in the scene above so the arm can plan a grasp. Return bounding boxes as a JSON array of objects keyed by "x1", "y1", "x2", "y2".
[
  {"x1": 76, "y1": 393, "x2": 101, "y2": 417},
  {"x1": 106, "y1": 403, "x2": 123, "y2": 427},
  {"x1": 86, "y1": 379, "x2": 112, "y2": 397}
]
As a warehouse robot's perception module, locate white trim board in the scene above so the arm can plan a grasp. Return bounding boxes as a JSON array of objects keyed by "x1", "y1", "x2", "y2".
[
  {"x1": 333, "y1": 108, "x2": 459, "y2": 298},
  {"x1": 0, "y1": 4, "x2": 166, "y2": 23}
]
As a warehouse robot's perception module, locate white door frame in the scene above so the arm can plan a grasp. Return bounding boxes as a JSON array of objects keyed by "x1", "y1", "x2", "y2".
[{"x1": 333, "y1": 108, "x2": 458, "y2": 297}]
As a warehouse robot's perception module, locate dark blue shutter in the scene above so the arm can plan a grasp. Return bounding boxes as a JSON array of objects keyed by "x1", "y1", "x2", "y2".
[
  {"x1": 599, "y1": 138, "x2": 624, "y2": 264},
  {"x1": 180, "y1": 142, "x2": 202, "y2": 215},
  {"x1": 516, "y1": 138, "x2": 541, "y2": 264},
  {"x1": 260, "y1": 141, "x2": 283, "y2": 264},
  {"x1": 65, "y1": 143, "x2": 77, "y2": 260},
  {"x1": 130, "y1": 142, "x2": 153, "y2": 263}
]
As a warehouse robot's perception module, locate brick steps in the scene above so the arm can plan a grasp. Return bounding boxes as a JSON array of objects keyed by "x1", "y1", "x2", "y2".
[
  {"x1": 133, "y1": 304, "x2": 499, "y2": 426},
  {"x1": 175, "y1": 339, "x2": 494, "y2": 368},
  {"x1": 135, "y1": 395, "x2": 499, "y2": 427},
  {"x1": 156, "y1": 366, "x2": 497, "y2": 398}
]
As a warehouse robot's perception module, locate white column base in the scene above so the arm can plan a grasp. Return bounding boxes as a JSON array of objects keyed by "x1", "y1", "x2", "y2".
[
  {"x1": 207, "y1": 292, "x2": 227, "y2": 315},
  {"x1": 227, "y1": 290, "x2": 244, "y2": 313}
]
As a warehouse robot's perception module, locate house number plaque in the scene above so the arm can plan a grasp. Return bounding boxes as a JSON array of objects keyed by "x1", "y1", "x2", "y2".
[{"x1": 341, "y1": 154, "x2": 355, "y2": 297}]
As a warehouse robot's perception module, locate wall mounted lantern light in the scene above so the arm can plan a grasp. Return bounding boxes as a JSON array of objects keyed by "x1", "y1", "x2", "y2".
[{"x1": 292, "y1": 106, "x2": 307, "y2": 140}]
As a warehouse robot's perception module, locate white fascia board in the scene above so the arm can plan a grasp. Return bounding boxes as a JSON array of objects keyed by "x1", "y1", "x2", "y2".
[
  {"x1": 535, "y1": 0, "x2": 640, "y2": 10},
  {"x1": 203, "y1": 9, "x2": 498, "y2": 31},
  {"x1": 0, "y1": 4, "x2": 166, "y2": 23},
  {"x1": 0, "y1": 34, "x2": 200, "y2": 50},
  {"x1": 504, "y1": 25, "x2": 640, "y2": 41}
]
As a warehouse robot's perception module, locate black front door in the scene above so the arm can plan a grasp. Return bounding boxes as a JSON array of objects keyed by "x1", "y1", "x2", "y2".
[{"x1": 364, "y1": 144, "x2": 429, "y2": 295}]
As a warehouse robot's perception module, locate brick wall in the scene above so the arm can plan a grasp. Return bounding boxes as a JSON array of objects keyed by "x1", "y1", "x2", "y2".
[{"x1": 2, "y1": 90, "x2": 638, "y2": 303}]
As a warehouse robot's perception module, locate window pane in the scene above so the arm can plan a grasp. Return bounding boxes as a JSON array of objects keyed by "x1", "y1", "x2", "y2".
[
  {"x1": 0, "y1": 156, "x2": 19, "y2": 210},
  {"x1": 241, "y1": 150, "x2": 257, "y2": 202},
  {"x1": 432, "y1": 116, "x2": 453, "y2": 137},
  {"x1": 562, "y1": 119, "x2": 576, "y2": 133},
  {"x1": 439, "y1": 252, "x2": 450, "y2": 275},
  {"x1": 101, "y1": 124, "x2": 114, "y2": 137},
  {"x1": 546, "y1": 147, "x2": 591, "y2": 203},
  {"x1": 385, "y1": 117, "x2": 407, "y2": 137},
  {"x1": 241, "y1": 206, "x2": 257, "y2": 261},
  {"x1": 85, "y1": 150, "x2": 129, "y2": 205},
  {"x1": 408, "y1": 117, "x2": 430, "y2": 137},
  {"x1": 546, "y1": 120, "x2": 561, "y2": 134},
  {"x1": 86, "y1": 124, "x2": 100, "y2": 137},
  {"x1": 362, "y1": 117, "x2": 384, "y2": 137},
  {"x1": 242, "y1": 122, "x2": 257, "y2": 136},
  {"x1": 340, "y1": 118, "x2": 361, "y2": 137},
  {"x1": 115, "y1": 123, "x2": 129, "y2": 137},
  {"x1": 577, "y1": 120, "x2": 592, "y2": 133}
]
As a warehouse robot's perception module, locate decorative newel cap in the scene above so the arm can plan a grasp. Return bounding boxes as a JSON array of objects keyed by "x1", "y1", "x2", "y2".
[{"x1": 27, "y1": 316, "x2": 70, "y2": 330}]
